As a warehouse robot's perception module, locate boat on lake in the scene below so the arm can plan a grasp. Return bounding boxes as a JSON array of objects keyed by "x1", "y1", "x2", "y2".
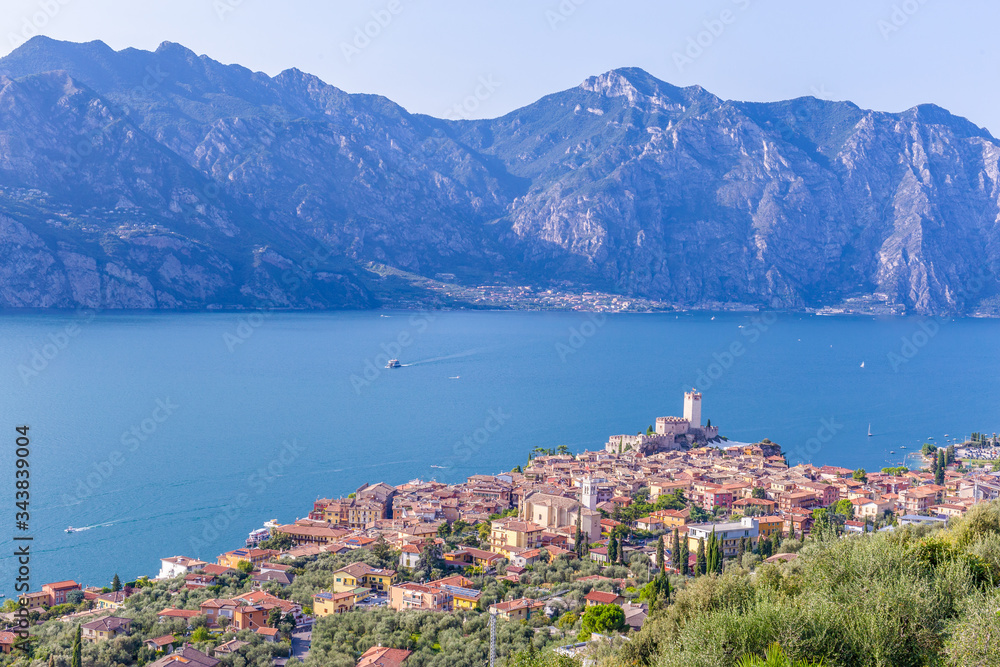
[{"x1": 386, "y1": 359, "x2": 401, "y2": 368}]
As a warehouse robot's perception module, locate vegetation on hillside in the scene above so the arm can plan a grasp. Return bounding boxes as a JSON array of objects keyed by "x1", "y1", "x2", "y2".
[{"x1": 610, "y1": 502, "x2": 1000, "y2": 667}]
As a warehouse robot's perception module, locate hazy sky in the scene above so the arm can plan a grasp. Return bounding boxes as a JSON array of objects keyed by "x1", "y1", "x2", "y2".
[{"x1": 2, "y1": 0, "x2": 997, "y2": 132}]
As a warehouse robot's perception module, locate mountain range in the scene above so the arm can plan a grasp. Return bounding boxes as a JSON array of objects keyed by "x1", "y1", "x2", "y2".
[{"x1": 0, "y1": 36, "x2": 998, "y2": 314}]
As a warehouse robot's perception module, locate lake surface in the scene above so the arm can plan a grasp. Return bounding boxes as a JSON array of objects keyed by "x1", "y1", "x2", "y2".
[{"x1": 1, "y1": 309, "x2": 998, "y2": 593}]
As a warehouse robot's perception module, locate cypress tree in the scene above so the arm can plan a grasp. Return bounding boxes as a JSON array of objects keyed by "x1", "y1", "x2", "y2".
[
  {"x1": 671, "y1": 528, "x2": 680, "y2": 570},
  {"x1": 736, "y1": 535, "x2": 746, "y2": 561},
  {"x1": 678, "y1": 536, "x2": 689, "y2": 576},
  {"x1": 617, "y1": 536, "x2": 625, "y2": 564},
  {"x1": 111, "y1": 573, "x2": 121, "y2": 592},
  {"x1": 656, "y1": 535, "x2": 665, "y2": 571},
  {"x1": 574, "y1": 512, "x2": 584, "y2": 557},
  {"x1": 936, "y1": 449, "x2": 946, "y2": 485},
  {"x1": 608, "y1": 533, "x2": 618, "y2": 565},
  {"x1": 71, "y1": 624, "x2": 82, "y2": 667},
  {"x1": 696, "y1": 537, "x2": 706, "y2": 576}
]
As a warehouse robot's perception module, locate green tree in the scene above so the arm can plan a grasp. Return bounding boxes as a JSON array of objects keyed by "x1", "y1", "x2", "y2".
[
  {"x1": 268, "y1": 607, "x2": 283, "y2": 628},
  {"x1": 574, "y1": 512, "x2": 584, "y2": 557},
  {"x1": 678, "y1": 535, "x2": 689, "y2": 576},
  {"x1": 707, "y1": 528, "x2": 722, "y2": 574},
  {"x1": 852, "y1": 468, "x2": 867, "y2": 483},
  {"x1": 936, "y1": 449, "x2": 947, "y2": 484},
  {"x1": 111, "y1": 573, "x2": 121, "y2": 592},
  {"x1": 437, "y1": 522, "x2": 452, "y2": 538},
  {"x1": 751, "y1": 487, "x2": 767, "y2": 499},
  {"x1": 646, "y1": 425, "x2": 654, "y2": 435},
  {"x1": 191, "y1": 626, "x2": 211, "y2": 642},
  {"x1": 696, "y1": 537, "x2": 706, "y2": 576},
  {"x1": 579, "y1": 604, "x2": 626, "y2": 640},
  {"x1": 236, "y1": 560, "x2": 254, "y2": 574},
  {"x1": 656, "y1": 535, "x2": 665, "y2": 571},
  {"x1": 833, "y1": 499, "x2": 854, "y2": 519},
  {"x1": 71, "y1": 624, "x2": 81, "y2": 667},
  {"x1": 372, "y1": 534, "x2": 393, "y2": 567},
  {"x1": 608, "y1": 533, "x2": 618, "y2": 565},
  {"x1": 670, "y1": 529, "x2": 680, "y2": 570}
]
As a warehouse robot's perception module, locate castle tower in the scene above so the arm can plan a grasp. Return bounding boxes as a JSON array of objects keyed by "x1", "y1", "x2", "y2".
[
  {"x1": 683, "y1": 389, "x2": 702, "y2": 428},
  {"x1": 580, "y1": 476, "x2": 596, "y2": 511}
]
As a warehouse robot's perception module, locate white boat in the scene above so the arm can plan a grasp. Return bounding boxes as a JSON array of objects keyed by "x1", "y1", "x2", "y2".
[
  {"x1": 386, "y1": 359, "x2": 401, "y2": 369},
  {"x1": 65, "y1": 526, "x2": 76, "y2": 533},
  {"x1": 860, "y1": 361, "x2": 865, "y2": 368},
  {"x1": 867, "y1": 424, "x2": 872, "y2": 437}
]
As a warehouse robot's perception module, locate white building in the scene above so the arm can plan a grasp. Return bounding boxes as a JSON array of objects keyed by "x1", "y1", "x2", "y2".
[
  {"x1": 683, "y1": 389, "x2": 702, "y2": 428},
  {"x1": 687, "y1": 517, "x2": 758, "y2": 557},
  {"x1": 157, "y1": 556, "x2": 208, "y2": 580}
]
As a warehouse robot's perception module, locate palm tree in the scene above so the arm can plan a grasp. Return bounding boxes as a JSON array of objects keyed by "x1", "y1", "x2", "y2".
[{"x1": 737, "y1": 644, "x2": 824, "y2": 666}]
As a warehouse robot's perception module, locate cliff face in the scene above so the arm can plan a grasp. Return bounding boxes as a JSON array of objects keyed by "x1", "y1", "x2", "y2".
[{"x1": 0, "y1": 39, "x2": 998, "y2": 313}]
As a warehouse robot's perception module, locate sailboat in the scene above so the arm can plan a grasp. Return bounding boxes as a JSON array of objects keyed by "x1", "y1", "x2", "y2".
[
  {"x1": 867, "y1": 424, "x2": 873, "y2": 437},
  {"x1": 860, "y1": 361, "x2": 865, "y2": 368}
]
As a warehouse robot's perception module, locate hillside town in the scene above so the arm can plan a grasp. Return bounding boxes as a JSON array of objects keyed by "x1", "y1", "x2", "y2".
[{"x1": 6, "y1": 391, "x2": 1000, "y2": 666}]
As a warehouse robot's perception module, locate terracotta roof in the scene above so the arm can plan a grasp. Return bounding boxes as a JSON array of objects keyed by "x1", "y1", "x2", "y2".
[
  {"x1": 584, "y1": 591, "x2": 621, "y2": 605},
  {"x1": 146, "y1": 635, "x2": 175, "y2": 647},
  {"x1": 43, "y1": 580, "x2": 80, "y2": 590},
  {"x1": 157, "y1": 608, "x2": 201, "y2": 618},
  {"x1": 357, "y1": 646, "x2": 413, "y2": 667}
]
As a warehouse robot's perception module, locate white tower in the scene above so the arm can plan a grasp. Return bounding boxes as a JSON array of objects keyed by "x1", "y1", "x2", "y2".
[
  {"x1": 580, "y1": 476, "x2": 596, "y2": 511},
  {"x1": 684, "y1": 389, "x2": 702, "y2": 428}
]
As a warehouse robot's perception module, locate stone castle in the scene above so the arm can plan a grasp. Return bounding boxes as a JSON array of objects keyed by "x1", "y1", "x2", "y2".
[{"x1": 605, "y1": 389, "x2": 720, "y2": 455}]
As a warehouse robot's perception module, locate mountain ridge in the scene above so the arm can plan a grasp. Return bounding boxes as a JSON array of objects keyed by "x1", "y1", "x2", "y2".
[{"x1": 0, "y1": 37, "x2": 998, "y2": 315}]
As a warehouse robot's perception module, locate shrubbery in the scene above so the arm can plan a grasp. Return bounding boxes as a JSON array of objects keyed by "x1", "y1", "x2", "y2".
[{"x1": 612, "y1": 502, "x2": 1000, "y2": 667}]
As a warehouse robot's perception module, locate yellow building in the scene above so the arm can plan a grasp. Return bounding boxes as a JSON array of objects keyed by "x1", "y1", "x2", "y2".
[
  {"x1": 95, "y1": 591, "x2": 128, "y2": 610},
  {"x1": 313, "y1": 590, "x2": 356, "y2": 616},
  {"x1": 18, "y1": 591, "x2": 48, "y2": 611},
  {"x1": 332, "y1": 562, "x2": 398, "y2": 594},
  {"x1": 757, "y1": 516, "x2": 784, "y2": 541},
  {"x1": 489, "y1": 519, "x2": 544, "y2": 558},
  {"x1": 489, "y1": 597, "x2": 545, "y2": 621},
  {"x1": 217, "y1": 548, "x2": 279, "y2": 569}
]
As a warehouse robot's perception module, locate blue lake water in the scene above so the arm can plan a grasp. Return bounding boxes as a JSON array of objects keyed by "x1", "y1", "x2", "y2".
[{"x1": 1, "y1": 309, "x2": 998, "y2": 593}]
